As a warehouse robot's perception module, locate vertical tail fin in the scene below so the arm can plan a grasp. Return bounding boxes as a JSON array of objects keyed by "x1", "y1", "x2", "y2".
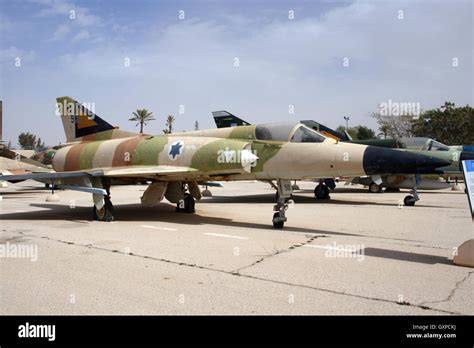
[
  {"x1": 56, "y1": 96, "x2": 115, "y2": 142},
  {"x1": 212, "y1": 110, "x2": 251, "y2": 128}
]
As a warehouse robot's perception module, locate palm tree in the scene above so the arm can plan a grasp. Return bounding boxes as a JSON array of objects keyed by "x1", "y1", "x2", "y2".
[
  {"x1": 378, "y1": 125, "x2": 390, "y2": 139},
  {"x1": 129, "y1": 109, "x2": 155, "y2": 134},
  {"x1": 163, "y1": 114, "x2": 176, "y2": 134}
]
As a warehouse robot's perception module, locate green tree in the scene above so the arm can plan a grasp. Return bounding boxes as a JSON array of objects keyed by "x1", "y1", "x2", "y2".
[
  {"x1": 129, "y1": 109, "x2": 155, "y2": 134},
  {"x1": 378, "y1": 125, "x2": 390, "y2": 139},
  {"x1": 355, "y1": 125, "x2": 376, "y2": 140},
  {"x1": 36, "y1": 137, "x2": 46, "y2": 152},
  {"x1": 336, "y1": 125, "x2": 358, "y2": 139},
  {"x1": 18, "y1": 132, "x2": 46, "y2": 151},
  {"x1": 335, "y1": 125, "x2": 376, "y2": 140},
  {"x1": 163, "y1": 114, "x2": 176, "y2": 134},
  {"x1": 411, "y1": 102, "x2": 474, "y2": 145}
]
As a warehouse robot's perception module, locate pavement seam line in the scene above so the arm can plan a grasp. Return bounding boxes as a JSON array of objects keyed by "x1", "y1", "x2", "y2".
[
  {"x1": 418, "y1": 271, "x2": 474, "y2": 307},
  {"x1": 230, "y1": 234, "x2": 327, "y2": 274},
  {"x1": 11, "y1": 231, "x2": 459, "y2": 315}
]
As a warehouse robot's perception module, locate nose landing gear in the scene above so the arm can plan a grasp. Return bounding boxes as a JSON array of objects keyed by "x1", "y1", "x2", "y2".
[
  {"x1": 272, "y1": 179, "x2": 293, "y2": 229},
  {"x1": 403, "y1": 176, "x2": 420, "y2": 207}
]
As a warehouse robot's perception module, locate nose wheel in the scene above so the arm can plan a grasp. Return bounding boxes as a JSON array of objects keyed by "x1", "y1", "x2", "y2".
[
  {"x1": 272, "y1": 212, "x2": 285, "y2": 229},
  {"x1": 403, "y1": 195, "x2": 417, "y2": 206},
  {"x1": 403, "y1": 177, "x2": 420, "y2": 206}
]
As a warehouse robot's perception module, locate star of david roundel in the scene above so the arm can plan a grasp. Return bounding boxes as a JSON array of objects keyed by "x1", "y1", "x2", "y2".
[{"x1": 168, "y1": 141, "x2": 184, "y2": 160}]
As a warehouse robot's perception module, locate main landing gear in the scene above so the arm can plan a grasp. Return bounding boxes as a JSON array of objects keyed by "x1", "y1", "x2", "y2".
[
  {"x1": 176, "y1": 193, "x2": 195, "y2": 213},
  {"x1": 314, "y1": 180, "x2": 330, "y2": 200},
  {"x1": 175, "y1": 182, "x2": 196, "y2": 213},
  {"x1": 369, "y1": 181, "x2": 383, "y2": 193},
  {"x1": 273, "y1": 179, "x2": 293, "y2": 229},
  {"x1": 93, "y1": 180, "x2": 114, "y2": 222}
]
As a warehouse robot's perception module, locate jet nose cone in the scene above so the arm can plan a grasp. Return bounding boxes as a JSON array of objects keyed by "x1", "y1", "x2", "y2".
[{"x1": 363, "y1": 147, "x2": 451, "y2": 175}]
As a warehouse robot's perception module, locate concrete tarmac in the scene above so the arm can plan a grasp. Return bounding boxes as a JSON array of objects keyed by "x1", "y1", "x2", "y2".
[{"x1": 0, "y1": 180, "x2": 472, "y2": 314}]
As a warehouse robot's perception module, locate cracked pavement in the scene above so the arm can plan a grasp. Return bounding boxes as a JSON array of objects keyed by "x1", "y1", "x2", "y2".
[{"x1": 1, "y1": 180, "x2": 473, "y2": 314}]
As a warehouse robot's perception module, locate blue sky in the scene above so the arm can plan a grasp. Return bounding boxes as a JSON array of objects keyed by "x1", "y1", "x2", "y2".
[{"x1": 0, "y1": 0, "x2": 472, "y2": 146}]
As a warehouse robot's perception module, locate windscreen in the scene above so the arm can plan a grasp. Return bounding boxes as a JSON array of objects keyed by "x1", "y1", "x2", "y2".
[
  {"x1": 255, "y1": 123, "x2": 298, "y2": 142},
  {"x1": 290, "y1": 125, "x2": 326, "y2": 143}
]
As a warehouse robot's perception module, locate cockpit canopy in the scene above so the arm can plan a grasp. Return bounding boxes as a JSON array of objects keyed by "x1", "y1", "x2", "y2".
[
  {"x1": 400, "y1": 137, "x2": 450, "y2": 151},
  {"x1": 255, "y1": 122, "x2": 327, "y2": 143}
]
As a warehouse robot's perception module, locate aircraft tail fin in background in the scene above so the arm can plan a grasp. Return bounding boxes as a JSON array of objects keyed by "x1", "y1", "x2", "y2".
[
  {"x1": 212, "y1": 111, "x2": 251, "y2": 128},
  {"x1": 56, "y1": 96, "x2": 115, "y2": 143},
  {"x1": 343, "y1": 130, "x2": 353, "y2": 141}
]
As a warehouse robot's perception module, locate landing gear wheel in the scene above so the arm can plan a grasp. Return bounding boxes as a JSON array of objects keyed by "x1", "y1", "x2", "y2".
[
  {"x1": 272, "y1": 212, "x2": 284, "y2": 229},
  {"x1": 93, "y1": 197, "x2": 114, "y2": 222},
  {"x1": 403, "y1": 195, "x2": 416, "y2": 206},
  {"x1": 176, "y1": 193, "x2": 195, "y2": 213},
  {"x1": 369, "y1": 182, "x2": 382, "y2": 193},
  {"x1": 314, "y1": 184, "x2": 330, "y2": 199}
]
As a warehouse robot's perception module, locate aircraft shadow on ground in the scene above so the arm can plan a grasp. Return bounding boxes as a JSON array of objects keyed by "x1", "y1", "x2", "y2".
[
  {"x1": 2, "y1": 203, "x2": 454, "y2": 263},
  {"x1": 362, "y1": 247, "x2": 453, "y2": 266},
  {"x1": 199, "y1": 193, "x2": 448, "y2": 208},
  {"x1": 200, "y1": 193, "x2": 391, "y2": 206},
  {"x1": 0, "y1": 203, "x2": 430, "y2": 246},
  {"x1": 301, "y1": 187, "x2": 462, "y2": 196},
  {"x1": 0, "y1": 202, "x2": 367, "y2": 237}
]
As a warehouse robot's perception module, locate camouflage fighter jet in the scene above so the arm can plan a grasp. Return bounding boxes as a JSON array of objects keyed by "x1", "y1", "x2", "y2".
[{"x1": 0, "y1": 97, "x2": 450, "y2": 228}]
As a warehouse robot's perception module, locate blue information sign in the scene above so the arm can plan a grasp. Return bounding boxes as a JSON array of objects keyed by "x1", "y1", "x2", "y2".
[{"x1": 461, "y1": 160, "x2": 474, "y2": 220}]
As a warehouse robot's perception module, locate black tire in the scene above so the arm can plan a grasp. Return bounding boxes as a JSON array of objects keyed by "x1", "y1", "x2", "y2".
[
  {"x1": 272, "y1": 212, "x2": 284, "y2": 229},
  {"x1": 369, "y1": 182, "x2": 382, "y2": 193},
  {"x1": 93, "y1": 197, "x2": 114, "y2": 221},
  {"x1": 314, "y1": 184, "x2": 330, "y2": 199},
  {"x1": 403, "y1": 195, "x2": 416, "y2": 207},
  {"x1": 184, "y1": 193, "x2": 195, "y2": 213}
]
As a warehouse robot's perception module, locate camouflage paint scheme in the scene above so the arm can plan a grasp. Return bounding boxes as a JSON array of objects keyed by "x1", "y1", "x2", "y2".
[
  {"x1": 0, "y1": 97, "x2": 451, "y2": 225},
  {"x1": 50, "y1": 96, "x2": 450, "y2": 183}
]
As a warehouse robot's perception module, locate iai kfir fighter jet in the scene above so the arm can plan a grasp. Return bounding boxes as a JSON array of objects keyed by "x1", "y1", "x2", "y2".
[{"x1": 0, "y1": 97, "x2": 449, "y2": 228}]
